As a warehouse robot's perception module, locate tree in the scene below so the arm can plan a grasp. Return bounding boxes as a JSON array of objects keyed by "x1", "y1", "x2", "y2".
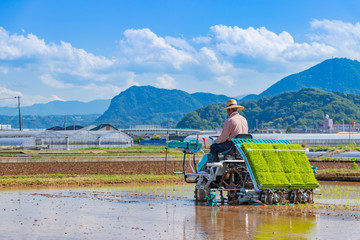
[{"x1": 286, "y1": 126, "x2": 292, "y2": 133}]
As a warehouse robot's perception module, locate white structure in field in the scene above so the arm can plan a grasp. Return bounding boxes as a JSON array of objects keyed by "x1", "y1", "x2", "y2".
[
  {"x1": 0, "y1": 124, "x2": 11, "y2": 130},
  {"x1": 0, "y1": 128, "x2": 132, "y2": 150}
]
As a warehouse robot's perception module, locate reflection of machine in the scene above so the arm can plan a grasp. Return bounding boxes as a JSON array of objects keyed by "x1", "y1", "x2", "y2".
[{"x1": 167, "y1": 134, "x2": 319, "y2": 205}]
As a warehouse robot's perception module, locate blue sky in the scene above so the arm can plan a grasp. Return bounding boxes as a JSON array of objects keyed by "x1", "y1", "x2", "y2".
[{"x1": 1, "y1": 0, "x2": 360, "y2": 106}]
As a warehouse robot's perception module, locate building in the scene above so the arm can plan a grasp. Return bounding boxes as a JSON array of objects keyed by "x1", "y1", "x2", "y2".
[
  {"x1": 333, "y1": 123, "x2": 360, "y2": 132},
  {"x1": 90, "y1": 124, "x2": 118, "y2": 131},
  {"x1": 323, "y1": 114, "x2": 333, "y2": 131}
]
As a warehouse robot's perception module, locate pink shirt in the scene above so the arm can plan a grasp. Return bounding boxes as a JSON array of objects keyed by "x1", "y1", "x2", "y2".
[{"x1": 215, "y1": 112, "x2": 248, "y2": 144}]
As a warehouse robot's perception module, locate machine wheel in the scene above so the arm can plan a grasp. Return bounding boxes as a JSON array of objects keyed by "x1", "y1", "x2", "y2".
[
  {"x1": 195, "y1": 188, "x2": 209, "y2": 202},
  {"x1": 221, "y1": 168, "x2": 243, "y2": 201},
  {"x1": 303, "y1": 189, "x2": 313, "y2": 203},
  {"x1": 277, "y1": 190, "x2": 285, "y2": 204},
  {"x1": 265, "y1": 190, "x2": 274, "y2": 205},
  {"x1": 293, "y1": 190, "x2": 304, "y2": 204}
]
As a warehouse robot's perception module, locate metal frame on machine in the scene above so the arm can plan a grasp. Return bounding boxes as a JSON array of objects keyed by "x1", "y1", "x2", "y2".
[
  {"x1": 167, "y1": 137, "x2": 203, "y2": 183},
  {"x1": 168, "y1": 137, "x2": 319, "y2": 204}
]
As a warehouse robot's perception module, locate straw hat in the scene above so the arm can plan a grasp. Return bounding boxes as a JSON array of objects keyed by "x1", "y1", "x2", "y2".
[{"x1": 223, "y1": 99, "x2": 244, "y2": 110}]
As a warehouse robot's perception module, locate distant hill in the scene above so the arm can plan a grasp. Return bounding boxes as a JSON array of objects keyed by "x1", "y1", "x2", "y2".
[
  {"x1": 0, "y1": 114, "x2": 100, "y2": 130},
  {"x1": 95, "y1": 85, "x2": 229, "y2": 128},
  {"x1": 177, "y1": 88, "x2": 360, "y2": 129},
  {"x1": 0, "y1": 99, "x2": 110, "y2": 116},
  {"x1": 244, "y1": 58, "x2": 360, "y2": 100}
]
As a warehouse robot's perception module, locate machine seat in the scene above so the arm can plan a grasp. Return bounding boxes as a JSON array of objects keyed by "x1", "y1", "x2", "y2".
[{"x1": 222, "y1": 134, "x2": 253, "y2": 158}]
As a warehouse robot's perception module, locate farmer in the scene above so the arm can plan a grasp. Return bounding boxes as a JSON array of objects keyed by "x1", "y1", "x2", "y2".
[{"x1": 210, "y1": 99, "x2": 248, "y2": 162}]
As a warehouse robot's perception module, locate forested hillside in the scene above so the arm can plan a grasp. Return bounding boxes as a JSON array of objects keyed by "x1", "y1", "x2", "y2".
[
  {"x1": 95, "y1": 85, "x2": 229, "y2": 128},
  {"x1": 244, "y1": 58, "x2": 360, "y2": 100},
  {"x1": 177, "y1": 88, "x2": 360, "y2": 129},
  {"x1": 0, "y1": 114, "x2": 100, "y2": 130}
]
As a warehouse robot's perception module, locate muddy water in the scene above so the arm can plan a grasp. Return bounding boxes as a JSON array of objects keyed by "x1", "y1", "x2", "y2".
[{"x1": 0, "y1": 182, "x2": 359, "y2": 239}]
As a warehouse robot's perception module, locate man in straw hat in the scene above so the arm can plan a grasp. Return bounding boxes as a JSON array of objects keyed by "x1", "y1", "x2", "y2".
[{"x1": 210, "y1": 99, "x2": 248, "y2": 162}]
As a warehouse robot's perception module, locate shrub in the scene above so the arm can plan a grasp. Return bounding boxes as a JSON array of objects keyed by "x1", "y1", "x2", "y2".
[{"x1": 352, "y1": 162, "x2": 360, "y2": 170}]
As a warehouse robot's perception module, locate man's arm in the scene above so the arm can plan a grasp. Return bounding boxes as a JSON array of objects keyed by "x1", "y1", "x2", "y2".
[{"x1": 215, "y1": 119, "x2": 230, "y2": 144}]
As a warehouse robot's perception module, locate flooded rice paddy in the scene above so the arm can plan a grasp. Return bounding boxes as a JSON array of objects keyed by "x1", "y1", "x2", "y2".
[{"x1": 1, "y1": 181, "x2": 360, "y2": 239}]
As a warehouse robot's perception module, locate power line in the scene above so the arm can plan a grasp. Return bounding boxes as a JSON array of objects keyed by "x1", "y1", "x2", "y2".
[{"x1": 0, "y1": 97, "x2": 17, "y2": 101}]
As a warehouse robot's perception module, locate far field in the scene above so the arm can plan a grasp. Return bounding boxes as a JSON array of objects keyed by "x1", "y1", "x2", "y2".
[{"x1": 0, "y1": 145, "x2": 359, "y2": 187}]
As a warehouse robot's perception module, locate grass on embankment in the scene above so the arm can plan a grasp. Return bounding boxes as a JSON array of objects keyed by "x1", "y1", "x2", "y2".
[
  {"x1": 307, "y1": 144, "x2": 360, "y2": 152},
  {"x1": 317, "y1": 162, "x2": 360, "y2": 175},
  {"x1": 0, "y1": 145, "x2": 185, "y2": 159},
  {"x1": 0, "y1": 174, "x2": 184, "y2": 187}
]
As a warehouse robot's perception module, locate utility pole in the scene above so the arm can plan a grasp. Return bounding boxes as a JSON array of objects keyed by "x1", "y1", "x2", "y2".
[
  {"x1": 15, "y1": 96, "x2": 22, "y2": 131},
  {"x1": 165, "y1": 120, "x2": 169, "y2": 175},
  {"x1": 0, "y1": 97, "x2": 21, "y2": 130}
]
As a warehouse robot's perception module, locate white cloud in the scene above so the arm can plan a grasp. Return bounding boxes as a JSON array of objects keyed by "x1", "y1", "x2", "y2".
[
  {"x1": 0, "y1": 86, "x2": 22, "y2": 99},
  {"x1": 0, "y1": 86, "x2": 66, "y2": 106},
  {"x1": 156, "y1": 74, "x2": 177, "y2": 89},
  {"x1": 21, "y1": 94, "x2": 66, "y2": 106},
  {"x1": 192, "y1": 36, "x2": 212, "y2": 44},
  {"x1": 40, "y1": 73, "x2": 123, "y2": 100},
  {"x1": 310, "y1": 19, "x2": 360, "y2": 59},
  {"x1": 216, "y1": 76, "x2": 235, "y2": 86},
  {"x1": 199, "y1": 47, "x2": 235, "y2": 74},
  {"x1": 40, "y1": 74, "x2": 73, "y2": 88},
  {"x1": 50, "y1": 95, "x2": 65, "y2": 101},
  {"x1": 126, "y1": 72, "x2": 140, "y2": 87},
  {"x1": 165, "y1": 36, "x2": 195, "y2": 52},
  {"x1": 0, "y1": 27, "x2": 114, "y2": 80},
  {"x1": 120, "y1": 28, "x2": 198, "y2": 70},
  {"x1": 81, "y1": 83, "x2": 122, "y2": 99},
  {"x1": 209, "y1": 24, "x2": 335, "y2": 61},
  {"x1": 2, "y1": 20, "x2": 360, "y2": 105},
  {"x1": 311, "y1": 19, "x2": 360, "y2": 36}
]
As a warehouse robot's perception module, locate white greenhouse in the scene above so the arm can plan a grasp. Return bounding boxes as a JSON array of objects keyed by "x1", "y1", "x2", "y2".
[{"x1": 0, "y1": 129, "x2": 132, "y2": 150}]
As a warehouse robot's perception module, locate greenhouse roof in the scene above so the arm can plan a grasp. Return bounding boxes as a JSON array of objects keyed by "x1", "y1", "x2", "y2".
[{"x1": 0, "y1": 137, "x2": 35, "y2": 146}]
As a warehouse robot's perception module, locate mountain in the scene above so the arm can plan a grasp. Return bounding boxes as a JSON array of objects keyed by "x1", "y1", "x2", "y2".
[
  {"x1": 244, "y1": 58, "x2": 360, "y2": 100},
  {"x1": 95, "y1": 85, "x2": 229, "y2": 128},
  {"x1": 0, "y1": 114, "x2": 100, "y2": 130},
  {"x1": 234, "y1": 94, "x2": 248, "y2": 100},
  {"x1": 0, "y1": 99, "x2": 110, "y2": 116},
  {"x1": 177, "y1": 88, "x2": 360, "y2": 129}
]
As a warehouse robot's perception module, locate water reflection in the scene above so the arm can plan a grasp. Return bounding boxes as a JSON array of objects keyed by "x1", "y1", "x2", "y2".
[
  {"x1": 0, "y1": 182, "x2": 359, "y2": 239},
  {"x1": 316, "y1": 181, "x2": 360, "y2": 208},
  {"x1": 193, "y1": 205, "x2": 317, "y2": 239}
]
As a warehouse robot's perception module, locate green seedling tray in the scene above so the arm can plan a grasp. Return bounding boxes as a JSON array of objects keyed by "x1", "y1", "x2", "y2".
[{"x1": 234, "y1": 139, "x2": 319, "y2": 190}]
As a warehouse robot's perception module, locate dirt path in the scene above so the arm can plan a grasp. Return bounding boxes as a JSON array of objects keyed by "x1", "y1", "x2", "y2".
[
  {"x1": 0, "y1": 160, "x2": 355, "y2": 175},
  {"x1": 0, "y1": 161, "x2": 189, "y2": 175}
]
